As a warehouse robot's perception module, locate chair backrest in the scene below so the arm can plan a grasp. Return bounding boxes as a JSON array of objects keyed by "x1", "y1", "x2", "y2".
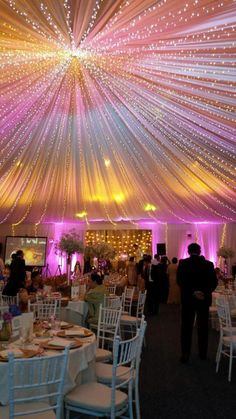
[
  {"x1": 110, "y1": 329, "x2": 141, "y2": 417},
  {"x1": 216, "y1": 295, "x2": 232, "y2": 331},
  {"x1": 135, "y1": 315, "x2": 147, "y2": 370},
  {"x1": 0, "y1": 305, "x2": 9, "y2": 316},
  {"x1": 97, "y1": 305, "x2": 122, "y2": 350},
  {"x1": 28, "y1": 299, "x2": 57, "y2": 320},
  {"x1": 104, "y1": 295, "x2": 122, "y2": 310},
  {"x1": 8, "y1": 347, "x2": 69, "y2": 419},
  {"x1": 122, "y1": 286, "x2": 135, "y2": 315},
  {"x1": 1, "y1": 294, "x2": 19, "y2": 306},
  {"x1": 136, "y1": 290, "x2": 147, "y2": 319},
  {"x1": 106, "y1": 284, "x2": 117, "y2": 295}
]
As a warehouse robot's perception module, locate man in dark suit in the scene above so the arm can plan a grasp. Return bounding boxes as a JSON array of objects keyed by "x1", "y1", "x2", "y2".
[
  {"x1": 3, "y1": 249, "x2": 26, "y2": 296},
  {"x1": 177, "y1": 243, "x2": 217, "y2": 363}
]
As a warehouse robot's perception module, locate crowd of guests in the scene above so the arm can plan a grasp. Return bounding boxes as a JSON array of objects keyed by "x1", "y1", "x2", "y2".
[
  {"x1": 1, "y1": 242, "x2": 234, "y2": 364},
  {"x1": 125, "y1": 251, "x2": 180, "y2": 315}
]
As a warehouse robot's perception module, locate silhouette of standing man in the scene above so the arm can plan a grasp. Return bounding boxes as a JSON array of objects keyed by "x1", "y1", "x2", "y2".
[
  {"x1": 177, "y1": 243, "x2": 217, "y2": 363},
  {"x1": 3, "y1": 249, "x2": 26, "y2": 296}
]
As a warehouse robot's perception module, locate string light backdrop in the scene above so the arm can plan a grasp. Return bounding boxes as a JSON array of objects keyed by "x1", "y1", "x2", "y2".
[
  {"x1": 85, "y1": 230, "x2": 152, "y2": 256},
  {"x1": 0, "y1": 0, "x2": 235, "y2": 227}
]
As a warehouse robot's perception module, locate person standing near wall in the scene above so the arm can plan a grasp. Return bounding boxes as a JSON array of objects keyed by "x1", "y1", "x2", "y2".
[{"x1": 177, "y1": 243, "x2": 217, "y2": 363}]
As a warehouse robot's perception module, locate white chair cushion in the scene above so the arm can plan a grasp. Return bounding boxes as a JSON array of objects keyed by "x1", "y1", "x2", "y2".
[
  {"x1": 65, "y1": 381, "x2": 128, "y2": 413},
  {"x1": 209, "y1": 306, "x2": 217, "y2": 313},
  {"x1": 121, "y1": 314, "x2": 136, "y2": 323},
  {"x1": 0, "y1": 402, "x2": 56, "y2": 419},
  {"x1": 96, "y1": 347, "x2": 112, "y2": 362},
  {"x1": 223, "y1": 336, "x2": 236, "y2": 347},
  {"x1": 222, "y1": 326, "x2": 236, "y2": 335},
  {"x1": 231, "y1": 308, "x2": 236, "y2": 317},
  {"x1": 96, "y1": 362, "x2": 134, "y2": 385}
]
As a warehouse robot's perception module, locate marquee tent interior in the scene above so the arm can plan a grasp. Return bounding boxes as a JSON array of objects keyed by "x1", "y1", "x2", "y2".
[{"x1": 0, "y1": 0, "x2": 235, "y2": 272}]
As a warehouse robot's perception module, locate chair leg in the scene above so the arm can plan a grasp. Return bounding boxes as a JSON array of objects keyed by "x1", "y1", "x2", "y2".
[
  {"x1": 228, "y1": 345, "x2": 233, "y2": 382},
  {"x1": 216, "y1": 338, "x2": 222, "y2": 364},
  {"x1": 216, "y1": 349, "x2": 221, "y2": 373},
  {"x1": 65, "y1": 406, "x2": 70, "y2": 419},
  {"x1": 135, "y1": 378, "x2": 141, "y2": 419},
  {"x1": 128, "y1": 383, "x2": 134, "y2": 419}
]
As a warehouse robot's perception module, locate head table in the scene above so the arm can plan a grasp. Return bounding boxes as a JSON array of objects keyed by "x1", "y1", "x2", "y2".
[{"x1": 0, "y1": 322, "x2": 96, "y2": 406}]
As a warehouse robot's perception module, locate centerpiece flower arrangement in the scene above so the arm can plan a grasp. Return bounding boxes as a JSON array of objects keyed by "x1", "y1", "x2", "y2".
[
  {"x1": 217, "y1": 246, "x2": 235, "y2": 277},
  {"x1": 217, "y1": 247, "x2": 235, "y2": 259},
  {"x1": 56, "y1": 229, "x2": 84, "y2": 283}
]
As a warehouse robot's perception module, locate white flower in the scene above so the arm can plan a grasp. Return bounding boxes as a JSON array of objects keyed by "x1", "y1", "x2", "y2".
[{"x1": 217, "y1": 247, "x2": 235, "y2": 259}]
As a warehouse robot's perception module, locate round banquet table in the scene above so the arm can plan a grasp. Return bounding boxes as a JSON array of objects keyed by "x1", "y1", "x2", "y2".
[{"x1": 0, "y1": 324, "x2": 96, "y2": 406}]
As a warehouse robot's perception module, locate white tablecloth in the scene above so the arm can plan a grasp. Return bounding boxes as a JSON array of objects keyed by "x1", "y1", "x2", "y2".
[
  {"x1": 212, "y1": 291, "x2": 236, "y2": 309},
  {"x1": 0, "y1": 326, "x2": 96, "y2": 405},
  {"x1": 64, "y1": 300, "x2": 88, "y2": 326}
]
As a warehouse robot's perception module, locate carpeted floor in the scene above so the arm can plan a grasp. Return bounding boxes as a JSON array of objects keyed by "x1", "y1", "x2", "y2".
[{"x1": 139, "y1": 303, "x2": 236, "y2": 419}]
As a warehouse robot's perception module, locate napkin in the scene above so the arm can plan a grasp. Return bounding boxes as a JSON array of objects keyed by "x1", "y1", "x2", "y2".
[
  {"x1": 65, "y1": 330, "x2": 83, "y2": 336},
  {"x1": 49, "y1": 338, "x2": 74, "y2": 347}
]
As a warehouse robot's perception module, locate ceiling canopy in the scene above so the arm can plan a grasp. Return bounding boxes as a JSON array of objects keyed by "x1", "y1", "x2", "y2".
[{"x1": 0, "y1": 0, "x2": 235, "y2": 226}]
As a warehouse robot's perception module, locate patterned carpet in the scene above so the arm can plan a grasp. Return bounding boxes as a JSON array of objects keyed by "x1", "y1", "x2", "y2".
[{"x1": 139, "y1": 304, "x2": 236, "y2": 419}]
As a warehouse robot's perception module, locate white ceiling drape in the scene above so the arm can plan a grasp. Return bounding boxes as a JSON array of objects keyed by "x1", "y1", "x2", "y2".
[{"x1": 0, "y1": 0, "x2": 235, "y2": 225}]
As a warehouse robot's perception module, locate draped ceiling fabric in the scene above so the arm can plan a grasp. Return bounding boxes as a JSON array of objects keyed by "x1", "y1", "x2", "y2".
[{"x1": 0, "y1": 0, "x2": 235, "y2": 227}]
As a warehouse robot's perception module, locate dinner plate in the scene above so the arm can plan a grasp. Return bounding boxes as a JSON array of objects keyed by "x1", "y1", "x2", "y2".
[{"x1": 41, "y1": 339, "x2": 82, "y2": 350}]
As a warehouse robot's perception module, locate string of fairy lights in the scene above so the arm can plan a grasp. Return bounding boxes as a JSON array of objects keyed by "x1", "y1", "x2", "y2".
[
  {"x1": 0, "y1": 0, "x2": 235, "y2": 227},
  {"x1": 85, "y1": 229, "x2": 152, "y2": 257}
]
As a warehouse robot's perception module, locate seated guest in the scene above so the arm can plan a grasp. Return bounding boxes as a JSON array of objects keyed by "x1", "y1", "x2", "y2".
[
  {"x1": 84, "y1": 272, "x2": 108, "y2": 325},
  {"x1": 31, "y1": 271, "x2": 43, "y2": 292}
]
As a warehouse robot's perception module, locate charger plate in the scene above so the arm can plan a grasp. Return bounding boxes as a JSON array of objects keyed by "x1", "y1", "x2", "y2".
[
  {"x1": 41, "y1": 339, "x2": 82, "y2": 350},
  {"x1": 60, "y1": 323, "x2": 74, "y2": 330},
  {"x1": 57, "y1": 329, "x2": 93, "y2": 338},
  {"x1": 0, "y1": 348, "x2": 40, "y2": 361}
]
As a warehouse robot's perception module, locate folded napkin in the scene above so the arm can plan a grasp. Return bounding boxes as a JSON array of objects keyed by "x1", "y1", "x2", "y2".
[
  {"x1": 0, "y1": 348, "x2": 23, "y2": 359},
  {"x1": 49, "y1": 338, "x2": 74, "y2": 347}
]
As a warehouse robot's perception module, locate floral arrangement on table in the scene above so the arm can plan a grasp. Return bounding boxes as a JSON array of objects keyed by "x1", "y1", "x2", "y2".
[
  {"x1": 56, "y1": 229, "x2": 84, "y2": 256},
  {"x1": 217, "y1": 247, "x2": 235, "y2": 259},
  {"x1": 84, "y1": 242, "x2": 116, "y2": 260},
  {"x1": 0, "y1": 312, "x2": 13, "y2": 341}
]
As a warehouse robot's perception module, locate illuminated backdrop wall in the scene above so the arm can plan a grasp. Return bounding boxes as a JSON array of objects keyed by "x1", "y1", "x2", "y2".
[
  {"x1": 0, "y1": 222, "x2": 235, "y2": 275},
  {"x1": 0, "y1": 0, "x2": 235, "y2": 227}
]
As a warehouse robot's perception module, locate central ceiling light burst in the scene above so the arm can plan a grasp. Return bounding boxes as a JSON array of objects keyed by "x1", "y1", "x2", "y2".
[{"x1": 65, "y1": 48, "x2": 92, "y2": 60}]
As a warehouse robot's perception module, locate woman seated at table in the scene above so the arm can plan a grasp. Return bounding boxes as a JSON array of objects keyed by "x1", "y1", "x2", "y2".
[{"x1": 84, "y1": 272, "x2": 108, "y2": 326}]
